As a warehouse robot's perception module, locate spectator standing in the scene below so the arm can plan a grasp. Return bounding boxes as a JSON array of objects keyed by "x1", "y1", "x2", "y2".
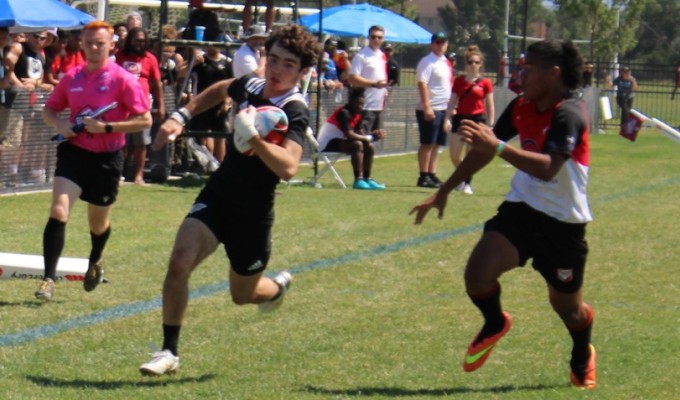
[
  {"x1": 582, "y1": 61, "x2": 594, "y2": 88},
  {"x1": 445, "y1": 45, "x2": 494, "y2": 195},
  {"x1": 415, "y1": 32, "x2": 453, "y2": 188},
  {"x1": 242, "y1": 0, "x2": 275, "y2": 33},
  {"x1": 317, "y1": 88, "x2": 386, "y2": 190},
  {"x1": 138, "y1": 24, "x2": 321, "y2": 377},
  {"x1": 384, "y1": 43, "x2": 400, "y2": 87},
  {"x1": 447, "y1": 51, "x2": 457, "y2": 78},
  {"x1": 115, "y1": 27, "x2": 165, "y2": 184},
  {"x1": 0, "y1": 27, "x2": 18, "y2": 185},
  {"x1": 333, "y1": 40, "x2": 352, "y2": 86},
  {"x1": 508, "y1": 53, "x2": 525, "y2": 94},
  {"x1": 35, "y1": 21, "x2": 151, "y2": 300},
  {"x1": 4, "y1": 30, "x2": 54, "y2": 184},
  {"x1": 347, "y1": 25, "x2": 389, "y2": 189},
  {"x1": 232, "y1": 25, "x2": 268, "y2": 79},
  {"x1": 411, "y1": 39, "x2": 596, "y2": 390},
  {"x1": 187, "y1": 46, "x2": 233, "y2": 163},
  {"x1": 112, "y1": 23, "x2": 127, "y2": 55},
  {"x1": 611, "y1": 66, "x2": 637, "y2": 126},
  {"x1": 672, "y1": 61, "x2": 680, "y2": 100}
]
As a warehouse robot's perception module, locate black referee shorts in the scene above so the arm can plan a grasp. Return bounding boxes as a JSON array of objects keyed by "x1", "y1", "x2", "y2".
[{"x1": 54, "y1": 141, "x2": 123, "y2": 206}]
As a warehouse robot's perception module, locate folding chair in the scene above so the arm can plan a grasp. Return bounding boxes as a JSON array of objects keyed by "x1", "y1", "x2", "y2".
[{"x1": 304, "y1": 127, "x2": 347, "y2": 188}]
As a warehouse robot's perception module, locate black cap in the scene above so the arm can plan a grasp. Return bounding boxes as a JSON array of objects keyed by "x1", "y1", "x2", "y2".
[
  {"x1": 431, "y1": 32, "x2": 447, "y2": 43},
  {"x1": 324, "y1": 38, "x2": 338, "y2": 47}
]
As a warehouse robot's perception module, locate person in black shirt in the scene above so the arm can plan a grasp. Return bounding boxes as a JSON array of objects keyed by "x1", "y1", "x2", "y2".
[
  {"x1": 383, "y1": 44, "x2": 400, "y2": 86},
  {"x1": 139, "y1": 24, "x2": 321, "y2": 377},
  {"x1": 187, "y1": 46, "x2": 233, "y2": 163}
]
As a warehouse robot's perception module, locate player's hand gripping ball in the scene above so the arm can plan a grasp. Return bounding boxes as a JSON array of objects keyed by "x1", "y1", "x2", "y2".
[{"x1": 234, "y1": 105, "x2": 289, "y2": 155}]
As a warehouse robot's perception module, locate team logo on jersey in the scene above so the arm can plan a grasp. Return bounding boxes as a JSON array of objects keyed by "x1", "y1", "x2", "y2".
[{"x1": 557, "y1": 268, "x2": 574, "y2": 283}]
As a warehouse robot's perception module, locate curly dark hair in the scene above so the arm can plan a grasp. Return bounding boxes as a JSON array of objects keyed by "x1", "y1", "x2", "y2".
[
  {"x1": 265, "y1": 24, "x2": 322, "y2": 70},
  {"x1": 527, "y1": 39, "x2": 583, "y2": 89}
]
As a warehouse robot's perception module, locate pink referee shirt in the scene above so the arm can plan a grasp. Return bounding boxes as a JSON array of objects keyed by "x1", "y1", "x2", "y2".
[{"x1": 45, "y1": 59, "x2": 150, "y2": 153}]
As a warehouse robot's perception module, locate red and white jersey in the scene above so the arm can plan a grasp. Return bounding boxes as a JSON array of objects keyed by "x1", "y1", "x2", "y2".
[{"x1": 494, "y1": 95, "x2": 592, "y2": 223}]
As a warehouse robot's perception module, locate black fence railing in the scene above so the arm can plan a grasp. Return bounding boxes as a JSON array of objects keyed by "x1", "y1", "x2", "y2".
[{"x1": 3, "y1": 60, "x2": 676, "y2": 194}]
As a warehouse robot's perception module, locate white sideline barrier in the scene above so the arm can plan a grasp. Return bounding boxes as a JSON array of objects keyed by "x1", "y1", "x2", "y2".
[
  {"x1": 651, "y1": 118, "x2": 680, "y2": 144},
  {"x1": 630, "y1": 109, "x2": 680, "y2": 144},
  {"x1": 0, "y1": 252, "x2": 87, "y2": 281}
]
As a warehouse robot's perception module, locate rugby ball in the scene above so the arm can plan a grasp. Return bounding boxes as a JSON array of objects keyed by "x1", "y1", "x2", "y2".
[{"x1": 238, "y1": 105, "x2": 289, "y2": 156}]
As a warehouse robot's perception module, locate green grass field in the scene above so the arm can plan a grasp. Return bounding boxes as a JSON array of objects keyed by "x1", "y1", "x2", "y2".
[{"x1": 0, "y1": 129, "x2": 679, "y2": 399}]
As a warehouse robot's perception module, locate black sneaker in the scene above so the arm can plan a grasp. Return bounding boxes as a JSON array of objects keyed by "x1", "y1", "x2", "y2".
[
  {"x1": 417, "y1": 175, "x2": 440, "y2": 188},
  {"x1": 430, "y1": 175, "x2": 443, "y2": 185},
  {"x1": 84, "y1": 261, "x2": 103, "y2": 292}
]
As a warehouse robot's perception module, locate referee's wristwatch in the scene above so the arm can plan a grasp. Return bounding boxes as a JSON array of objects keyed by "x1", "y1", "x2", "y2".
[{"x1": 105, "y1": 124, "x2": 113, "y2": 133}]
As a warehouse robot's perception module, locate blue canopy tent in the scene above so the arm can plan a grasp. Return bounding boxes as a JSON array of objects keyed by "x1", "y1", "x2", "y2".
[
  {"x1": 298, "y1": 3, "x2": 431, "y2": 44},
  {"x1": 0, "y1": 0, "x2": 95, "y2": 31}
]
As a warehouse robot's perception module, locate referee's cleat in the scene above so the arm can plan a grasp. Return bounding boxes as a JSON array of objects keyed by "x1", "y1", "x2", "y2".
[
  {"x1": 258, "y1": 271, "x2": 292, "y2": 312},
  {"x1": 83, "y1": 261, "x2": 103, "y2": 292},
  {"x1": 570, "y1": 344, "x2": 597, "y2": 389},
  {"x1": 463, "y1": 311, "x2": 512, "y2": 372},
  {"x1": 140, "y1": 349, "x2": 180, "y2": 376},
  {"x1": 35, "y1": 278, "x2": 55, "y2": 301}
]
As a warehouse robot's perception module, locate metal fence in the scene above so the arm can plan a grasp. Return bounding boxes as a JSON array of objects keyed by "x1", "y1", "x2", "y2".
[{"x1": 0, "y1": 65, "x2": 669, "y2": 194}]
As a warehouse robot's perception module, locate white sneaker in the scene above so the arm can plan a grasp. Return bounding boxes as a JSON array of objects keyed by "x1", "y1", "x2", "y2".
[
  {"x1": 258, "y1": 271, "x2": 293, "y2": 313},
  {"x1": 463, "y1": 184, "x2": 474, "y2": 195},
  {"x1": 139, "y1": 349, "x2": 180, "y2": 376}
]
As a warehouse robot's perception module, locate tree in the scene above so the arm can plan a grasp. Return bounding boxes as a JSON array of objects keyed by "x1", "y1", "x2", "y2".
[
  {"x1": 551, "y1": 0, "x2": 646, "y2": 63},
  {"x1": 437, "y1": 0, "x2": 550, "y2": 61},
  {"x1": 628, "y1": 0, "x2": 680, "y2": 65}
]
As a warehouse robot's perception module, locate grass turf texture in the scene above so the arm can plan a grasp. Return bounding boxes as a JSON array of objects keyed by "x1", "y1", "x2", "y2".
[{"x1": 0, "y1": 128, "x2": 679, "y2": 399}]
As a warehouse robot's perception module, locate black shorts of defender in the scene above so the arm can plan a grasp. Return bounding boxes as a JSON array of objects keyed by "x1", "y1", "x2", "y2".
[
  {"x1": 451, "y1": 114, "x2": 487, "y2": 133},
  {"x1": 187, "y1": 190, "x2": 273, "y2": 276},
  {"x1": 484, "y1": 201, "x2": 589, "y2": 294},
  {"x1": 54, "y1": 141, "x2": 123, "y2": 206}
]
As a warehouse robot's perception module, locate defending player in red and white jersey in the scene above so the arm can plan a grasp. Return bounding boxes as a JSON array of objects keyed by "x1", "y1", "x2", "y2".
[{"x1": 411, "y1": 39, "x2": 597, "y2": 390}]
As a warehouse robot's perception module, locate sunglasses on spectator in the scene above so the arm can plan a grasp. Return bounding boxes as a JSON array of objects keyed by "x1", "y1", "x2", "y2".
[
  {"x1": 370, "y1": 35, "x2": 384, "y2": 40},
  {"x1": 33, "y1": 35, "x2": 48, "y2": 41},
  {"x1": 467, "y1": 60, "x2": 481, "y2": 65},
  {"x1": 434, "y1": 39, "x2": 447, "y2": 44}
]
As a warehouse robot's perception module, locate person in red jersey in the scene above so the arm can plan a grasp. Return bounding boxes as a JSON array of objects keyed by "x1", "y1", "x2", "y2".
[
  {"x1": 445, "y1": 45, "x2": 494, "y2": 195},
  {"x1": 411, "y1": 39, "x2": 597, "y2": 390},
  {"x1": 115, "y1": 27, "x2": 164, "y2": 184}
]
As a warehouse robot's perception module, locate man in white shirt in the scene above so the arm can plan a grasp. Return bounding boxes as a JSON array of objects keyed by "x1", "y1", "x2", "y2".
[
  {"x1": 232, "y1": 25, "x2": 268, "y2": 78},
  {"x1": 415, "y1": 32, "x2": 453, "y2": 188},
  {"x1": 348, "y1": 25, "x2": 389, "y2": 188}
]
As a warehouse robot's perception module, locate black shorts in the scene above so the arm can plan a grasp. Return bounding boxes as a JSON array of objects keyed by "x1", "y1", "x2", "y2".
[
  {"x1": 187, "y1": 189, "x2": 273, "y2": 276},
  {"x1": 54, "y1": 141, "x2": 123, "y2": 206},
  {"x1": 451, "y1": 114, "x2": 486, "y2": 133},
  {"x1": 484, "y1": 201, "x2": 589, "y2": 293},
  {"x1": 361, "y1": 110, "x2": 383, "y2": 133}
]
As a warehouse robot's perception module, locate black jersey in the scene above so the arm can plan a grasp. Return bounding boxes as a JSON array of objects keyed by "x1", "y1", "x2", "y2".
[
  {"x1": 202, "y1": 75, "x2": 309, "y2": 208},
  {"x1": 4, "y1": 43, "x2": 45, "y2": 108}
]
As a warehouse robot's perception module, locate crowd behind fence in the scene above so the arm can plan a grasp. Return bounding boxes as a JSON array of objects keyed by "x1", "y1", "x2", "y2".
[{"x1": 2, "y1": 58, "x2": 678, "y2": 194}]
